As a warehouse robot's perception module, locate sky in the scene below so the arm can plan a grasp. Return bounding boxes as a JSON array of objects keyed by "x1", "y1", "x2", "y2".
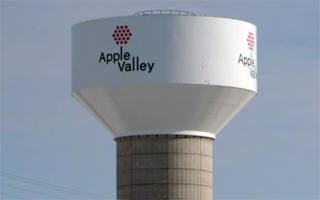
[{"x1": 1, "y1": 1, "x2": 319, "y2": 200}]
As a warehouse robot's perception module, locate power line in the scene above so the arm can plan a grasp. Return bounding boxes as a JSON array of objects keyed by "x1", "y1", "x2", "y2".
[
  {"x1": 1, "y1": 171, "x2": 106, "y2": 199},
  {"x1": 1, "y1": 183, "x2": 65, "y2": 199},
  {"x1": 1, "y1": 171, "x2": 108, "y2": 199}
]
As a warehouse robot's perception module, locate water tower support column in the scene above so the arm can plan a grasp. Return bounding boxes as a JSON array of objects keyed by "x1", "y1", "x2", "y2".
[{"x1": 116, "y1": 135, "x2": 214, "y2": 200}]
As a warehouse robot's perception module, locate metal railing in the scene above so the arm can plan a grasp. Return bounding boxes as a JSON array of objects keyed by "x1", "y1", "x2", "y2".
[{"x1": 133, "y1": 10, "x2": 196, "y2": 16}]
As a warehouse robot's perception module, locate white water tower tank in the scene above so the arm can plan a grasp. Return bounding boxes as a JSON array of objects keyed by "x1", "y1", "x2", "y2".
[{"x1": 72, "y1": 10, "x2": 257, "y2": 199}]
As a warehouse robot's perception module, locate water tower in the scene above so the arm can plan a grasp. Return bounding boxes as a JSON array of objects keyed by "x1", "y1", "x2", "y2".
[{"x1": 72, "y1": 10, "x2": 257, "y2": 200}]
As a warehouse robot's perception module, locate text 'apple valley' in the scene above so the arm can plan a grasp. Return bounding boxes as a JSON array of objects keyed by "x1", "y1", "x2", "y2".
[{"x1": 99, "y1": 47, "x2": 155, "y2": 73}]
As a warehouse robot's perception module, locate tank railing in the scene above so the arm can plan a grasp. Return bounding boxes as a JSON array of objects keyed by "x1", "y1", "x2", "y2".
[{"x1": 133, "y1": 10, "x2": 196, "y2": 16}]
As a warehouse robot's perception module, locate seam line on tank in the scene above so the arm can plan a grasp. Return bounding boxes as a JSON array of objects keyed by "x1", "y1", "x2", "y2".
[
  {"x1": 117, "y1": 152, "x2": 213, "y2": 157},
  {"x1": 117, "y1": 183, "x2": 212, "y2": 189},
  {"x1": 200, "y1": 138, "x2": 202, "y2": 200},
  {"x1": 117, "y1": 168, "x2": 212, "y2": 172}
]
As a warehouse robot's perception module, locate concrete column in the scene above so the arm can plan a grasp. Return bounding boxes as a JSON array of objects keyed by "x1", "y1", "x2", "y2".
[{"x1": 116, "y1": 135, "x2": 214, "y2": 200}]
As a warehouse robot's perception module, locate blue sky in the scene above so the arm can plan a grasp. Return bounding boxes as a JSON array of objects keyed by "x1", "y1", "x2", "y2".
[{"x1": 1, "y1": 1, "x2": 319, "y2": 199}]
